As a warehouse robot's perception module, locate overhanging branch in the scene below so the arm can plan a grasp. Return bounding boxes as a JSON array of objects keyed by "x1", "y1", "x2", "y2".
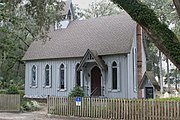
[
  {"x1": 112, "y1": 0, "x2": 180, "y2": 69},
  {"x1": 173, "y1": 0, "x2": 180, "y2": 17}
]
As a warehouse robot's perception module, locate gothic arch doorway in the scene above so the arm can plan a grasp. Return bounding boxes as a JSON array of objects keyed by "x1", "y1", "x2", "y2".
[{"x1": 91, "y1": 66, "x2": 101, "y2": 96}]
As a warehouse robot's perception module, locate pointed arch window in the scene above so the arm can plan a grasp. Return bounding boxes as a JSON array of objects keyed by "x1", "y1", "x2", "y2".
[
  {"x1": 112, "y1": 61, "x2": 117, "y2": 90},
  {"x1": 60, "y1": 64, "x2": 65, "y2": 89},
  {"x1": 31, "y1": 65, "x2": 37, "y2": 87},
  {"x1": 67, "y1": 10, "x2": 71, "y2": 20},
  {"x1": 45, "y1": 64, "x2": 50, "y2": 86},
  {"x1": 76, "y1": 63, "x2": 81, "y2": 86}
]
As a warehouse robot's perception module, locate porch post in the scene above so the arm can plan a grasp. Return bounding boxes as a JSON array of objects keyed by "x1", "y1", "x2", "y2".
[
  {"x1": 101, "y1": 70, "x2": 106, "y2": 96},
  {"x1": 80, "y1": 70, "x2": 83, "y2": 87},
  {"x1": 82, "y1": 68, "x2": 87, "y2": 96}
]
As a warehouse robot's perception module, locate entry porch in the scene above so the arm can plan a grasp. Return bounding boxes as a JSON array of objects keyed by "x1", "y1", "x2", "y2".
[{"x1": 77, "y1": 49, "x2": 107, "y2": 97}]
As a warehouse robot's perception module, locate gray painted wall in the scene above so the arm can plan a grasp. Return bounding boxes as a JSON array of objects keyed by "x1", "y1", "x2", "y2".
[{"x1": 25, "y1": 31, "x2": 141, "y2": 98}]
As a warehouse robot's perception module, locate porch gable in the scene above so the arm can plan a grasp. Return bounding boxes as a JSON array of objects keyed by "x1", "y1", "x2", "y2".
[{"x1": 77, "y1": 49, "x2": 107, "y2": 71}]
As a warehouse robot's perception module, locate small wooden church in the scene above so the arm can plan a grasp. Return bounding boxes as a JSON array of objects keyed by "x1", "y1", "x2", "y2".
[{"x1": 23, "y1": 0, "x2": 149, "y2": 98}]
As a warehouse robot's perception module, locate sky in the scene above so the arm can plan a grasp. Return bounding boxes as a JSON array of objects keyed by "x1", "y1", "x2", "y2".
[{"x1": 72, "y1": 0, "x2": 100, "y2": 9}]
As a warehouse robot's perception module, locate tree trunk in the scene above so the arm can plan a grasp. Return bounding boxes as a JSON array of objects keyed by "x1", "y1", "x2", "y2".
[
  {"x1": 175, "y1": 68, "x2": 178, "y2": 91},
  {"x1": 173, "y1": 0, "x2": 180, "y2": 17},
  {"x1": 166, "y1": 58, "x2": 170, "y2": 93},
  {"x1": 159, "y1": 51, "x2": 163, "y2": 94}
]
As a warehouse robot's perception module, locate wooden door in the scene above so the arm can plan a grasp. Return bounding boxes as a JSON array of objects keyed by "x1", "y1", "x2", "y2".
[
  {"x1": 145, "y1": 87, "x2": 154, "y2": 99},
  {"x1": 91, "y1": 66, "x2": 101, "y2": 96}
]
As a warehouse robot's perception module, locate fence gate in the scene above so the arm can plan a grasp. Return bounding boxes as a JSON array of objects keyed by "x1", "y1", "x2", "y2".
[{"x1": 0, "y1": 94, "x2": 20, "y2": 112}]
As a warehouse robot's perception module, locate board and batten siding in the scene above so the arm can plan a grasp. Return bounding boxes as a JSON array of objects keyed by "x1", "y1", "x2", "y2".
[
  {"x1": 103, "y1": 55, "x2": 128, "y2": 98},
  {"x1": 127, "y1": 30, "x2": 138, "y2": 98},
  {"x1": 25, "y1": 47, "x2": 138, "y2": 98},
  {"x1": 25, "y1": 58, "x2": 82, "y2": 98}
]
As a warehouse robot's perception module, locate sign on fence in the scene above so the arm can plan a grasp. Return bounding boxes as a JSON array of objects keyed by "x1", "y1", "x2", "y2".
[
  {"x1": 75, "y1": 97, "x2": 81, "y2": 106},
  {"x1": 48, "y1": 97, "x2": 180, "y2": 120}
]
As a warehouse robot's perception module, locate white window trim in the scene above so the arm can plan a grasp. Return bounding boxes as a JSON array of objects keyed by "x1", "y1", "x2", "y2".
[
  {"x1": 43, "y1": 64, "x2": 52, "y2": 88},
  {"x1": 133, "y1": 48, "x2": 137, "y2": 92},
  {"x1": 58, "y1": 63, "x2": 67, "y2": 91},
  {"x1": 30, "y1": 65, "x2": 38, "y2": 88},
  {"x1": 108, "y1": 61, "x2": 120, "y2": 92}
]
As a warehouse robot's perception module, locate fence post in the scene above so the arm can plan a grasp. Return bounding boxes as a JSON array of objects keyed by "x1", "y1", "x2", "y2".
[{"x1": 46, "y1": 96, "x2": 180, "y2": 120}]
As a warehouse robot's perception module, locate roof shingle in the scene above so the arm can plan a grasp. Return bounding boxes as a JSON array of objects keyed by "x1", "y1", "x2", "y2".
[{"x1": 23, "y1": 12, "x2": 136, "y2": 61}]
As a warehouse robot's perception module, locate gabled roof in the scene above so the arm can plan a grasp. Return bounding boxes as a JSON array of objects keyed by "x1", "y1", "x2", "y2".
[
  {"x1": 139, "y1": 71, "x2": 160, "y2": 91},
  {"x1": 61, "y1": 0, "x2": 73, "y2": 15},
  {"x1": 22, "y1": 12, "x2": 136, "y2": 61},
  {"x1": 77, "y1": 49, "x2": 107, "y2": 71}
]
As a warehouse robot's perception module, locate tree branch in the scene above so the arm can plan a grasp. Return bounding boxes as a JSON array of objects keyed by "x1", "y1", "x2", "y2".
[
  {"x1": 173, "y1": 0, "x2": 180, "y2": 17},
  {"x1": 112, "y1": 0, "x2": 180, "y2": 69},
  {"x1": 16, "y1": 34, "x2": 30, "y2": 47}
]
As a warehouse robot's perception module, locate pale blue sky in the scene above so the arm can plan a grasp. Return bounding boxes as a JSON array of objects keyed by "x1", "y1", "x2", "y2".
[{"x1": 72, "y1": 0, "x2": 100, "y2": 9}]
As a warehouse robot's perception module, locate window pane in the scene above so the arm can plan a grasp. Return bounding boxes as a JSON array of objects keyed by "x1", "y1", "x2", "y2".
[
  {"x1": 45, "y1": 65, "x2": 49, "y2": 86},
  {"x1": 32, "y1": 66, "x2": 36, "y2": 86},
  {"x1": 60, "y1": 64, "x2": 64, "y2": 89},
  {"x1": 112, "y1": 68, "x2": 117, "y2": 89},
  {"x1": 112, "y1": 62, "x2": 117, "y2": 66},
  {"x1": 76, "y1": 64, "x2": 80, "y2": 86},
  {"x1": 112, "y1": 61, "x2": 117, "y2": 90},
  {"x1": 76, "y1": 71, "x2": 80, "y2": 86}
]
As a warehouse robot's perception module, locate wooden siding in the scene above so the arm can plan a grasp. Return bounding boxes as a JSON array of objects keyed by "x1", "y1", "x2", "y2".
[
  {"x1": 103, "y1": 55, "x2": 128, "y2": 98},
  {"x1": 127, "y1": 30, "x2": 138, "y2": 98},
  {"x1": 25, "y1": 58, "x2": 82, "y2": 98},
  {"x1": 25, "y1": 34, "x2": 139, "y2": 98},
  {"x1": 48, "y1": 96, "x2": 180, "y2": 120},
  {"x1": 0, "y1": 94, "x2": 20, "y2": 112}
]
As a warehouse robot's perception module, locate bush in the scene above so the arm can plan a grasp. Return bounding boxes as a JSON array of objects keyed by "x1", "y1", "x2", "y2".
[
  {"x1": 156, "y1": 97, "x2": 180, "y2": 101},
  {"x1": 6, "y1": 85, "x2": 19, "y2": 94},
  {"x1": 18, "y1": 90, "x2": 25, "y2": 97},
  {"x1": 21, "y1": 100, "x2": 40, "y2": 112},
  {"x1": 21, "y1": 101, "x2": 32, "y2": 111},
  {"x1": 69, "y1": 85, "x2": 84, "y2": 97},
  {"x1": 0, "y1": 89, "x2": 6, "y2": 94}
]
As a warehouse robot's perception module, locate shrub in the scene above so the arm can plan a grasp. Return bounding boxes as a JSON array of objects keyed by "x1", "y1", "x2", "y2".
[
  {"x1": 18, "y1": 90, "x2": 25, "y2": 98},
  {"x1": 69, "y1": 85, "x2": 84, "y2": 97},
  {"x1": 6, "y1": 85, "x2": 19, "y2": 94},
  {"x1": 0, "y1": 89, "x2": 6, "y2": 94},
  {"x1": 21, "y1": 101, "x2": 32, "y2": 111},
  {"x1": 21, "y1": 100, "x2": 41, "y2": 112},
  {"x1": 156, "y1": 97, "x2": 180, "y2": 101}
]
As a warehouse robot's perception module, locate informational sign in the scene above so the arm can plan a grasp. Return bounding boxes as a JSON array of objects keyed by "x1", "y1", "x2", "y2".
[{"x1": 76, "y1": 97, "x2": 81, "y2": 106}]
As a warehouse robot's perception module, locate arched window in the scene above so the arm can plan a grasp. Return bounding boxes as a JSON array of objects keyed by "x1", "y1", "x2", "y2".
[
  {"x1": 67, "y1": 10, "x2": 71, "y2": 20},
  {"x1": 112, "y1": 61, "x2": 117, "y2": 90},
  {"x1": 60, "y1": 64, "x2": 65, "y2": 89},
  {"x1": 45, "y1": 64, "x2": 50, "y2": 86},
  {"x1": 32, "y1": 65, "x2": 37, "y2": 86},
  {"x1": 76, "y1": 64, "x2": 81, "y2": 86}
]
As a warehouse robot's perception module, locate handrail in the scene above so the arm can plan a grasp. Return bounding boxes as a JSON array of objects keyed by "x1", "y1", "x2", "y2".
[{"x1": 91, "y1": 87, "x2": 99, "y2": 96}]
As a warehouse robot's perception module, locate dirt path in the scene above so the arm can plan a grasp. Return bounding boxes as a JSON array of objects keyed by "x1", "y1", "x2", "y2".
[
  {"x1": 0, "y1": 105, "x2": 101, "y2": 120},
  {"x1": 0, "y1": 111, "x2": 101, "y2": 120},
  {"x1": 0, "y1": 113, "x2": 101, "y2": 120}
]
